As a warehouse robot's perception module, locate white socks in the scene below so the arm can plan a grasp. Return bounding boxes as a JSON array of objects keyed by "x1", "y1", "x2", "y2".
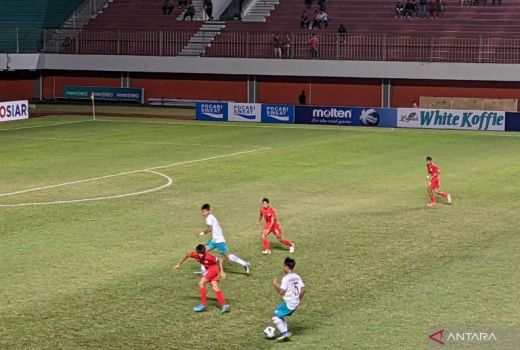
[
  {"x1": 228, "y1": 254, "x2": 247, "y2": 267},
  {"x1": 272, "y1": 316, "x2": 288, "y2": 334}
]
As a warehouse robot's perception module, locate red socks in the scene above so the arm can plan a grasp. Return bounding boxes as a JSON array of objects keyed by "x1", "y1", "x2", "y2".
[
  {"x1": 264, "y1": 237, "x2": 292, "y2": 248},
  {"x1": 199, "y1": 286, "x2": 207, "y2": 306},
  {"x1": 200, "y1": 286, "x2": 226, "y2": 307},
  {"x1": 280, "y1": 238, "x2": 293, "y2": 247},
  {"x1": 439, "y1": 192, "x2": 449, "y2": 199},
  {"x1": 215, "y1": 290, "x2": 226, "y2": 306},
  {"x1": 430, "y1": 195, "x2": 436, "y2": 204}
]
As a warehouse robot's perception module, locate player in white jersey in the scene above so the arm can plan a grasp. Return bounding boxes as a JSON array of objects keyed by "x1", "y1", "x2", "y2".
[
  {"x1": 198, "y1": 203, "x2": 250, "y2": 274},
  {"x1": 271, "y1": 257, "x2": 306, "y2": 341}
]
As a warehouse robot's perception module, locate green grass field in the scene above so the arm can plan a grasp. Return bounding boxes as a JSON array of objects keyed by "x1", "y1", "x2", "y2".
[{"x1": 1, "y1": 115, "x2": 519, "y2": 349}]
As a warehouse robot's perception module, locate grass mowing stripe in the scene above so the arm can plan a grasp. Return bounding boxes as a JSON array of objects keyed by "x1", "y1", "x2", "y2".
[
  {"x1": 1, "y1": 135, "x2": 245, "y2": 148},
  {"x1": 0, "y1": 148, "x2": 269, "y2": 199},
  {"x1": 0, "y1": 119, "x2": 92, "y2": 131}
]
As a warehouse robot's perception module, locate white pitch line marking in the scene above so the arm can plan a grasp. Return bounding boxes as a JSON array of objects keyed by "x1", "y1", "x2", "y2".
[
  {"x1": 0, "y1": 170, "x2": 173, "y2": 207},
  {"x1": 0, "y1": 119, "x2": 92, "y2": 132},
  {"x1": 0, "y1": 148, "x2": 269, "y2": 205}
]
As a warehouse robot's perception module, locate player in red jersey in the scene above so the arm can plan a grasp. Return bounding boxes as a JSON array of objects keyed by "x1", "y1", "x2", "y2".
[
  {"x1": 426, "y1": 156, "x2": 452, "y2": 207},
  {"x1": 258, "y1": 198, "x2": 295, "y2": 255},
  {"x1": 173, "y1": 244, "x2": 230, "y2": 313}
]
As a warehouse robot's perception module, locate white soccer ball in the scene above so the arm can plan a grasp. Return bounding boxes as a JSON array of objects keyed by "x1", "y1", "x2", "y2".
[
  {"x1": 264, "y1": 326, "x2": 276, "y2": 339},
  {"x1": 359, "y1": 108, "x2": 380, "y2": 126}
]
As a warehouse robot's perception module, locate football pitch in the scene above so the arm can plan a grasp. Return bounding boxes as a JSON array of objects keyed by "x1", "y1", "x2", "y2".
[{"x1": 1, "y1": 115, "x2": 519, "y2": 349}]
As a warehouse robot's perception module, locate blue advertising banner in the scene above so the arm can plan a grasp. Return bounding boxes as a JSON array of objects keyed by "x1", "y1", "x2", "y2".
[
  {"x1": 261, "y1": 104, "x2": 295, "y2": 123},
  {"x1": 295, "y1": 106, "x2": 397, "y2": 127},
  {"x1": 505, "y1": 112, "x2": 520, "y2": 132},
  {"x1": 228, "y1": 103, "x2": 262, "y2": 122},
  {"x1": 196, "y1": 102, "x2": 229, "y2": 121},
  {"x1": 63, "y1": 86, "x2": 145, "y2": 104}
]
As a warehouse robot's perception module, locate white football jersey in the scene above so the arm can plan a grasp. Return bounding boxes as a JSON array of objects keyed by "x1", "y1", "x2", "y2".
[
  {"x1": 205, "y1": 213, "x2": 225, "y2": 243},
  {"x1": 281, "y1": 272, "x2": 305, "y2": 310}
]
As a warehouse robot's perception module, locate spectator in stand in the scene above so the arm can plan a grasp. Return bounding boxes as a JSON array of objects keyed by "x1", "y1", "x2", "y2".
[
  {"x1": 429, "y1": 0, "x2": 436, "y2": 17},
  {"x1": 318, "y1": 11, "x2": 329, "y2": 28},
  {"x1": 309, "y1": 33, "x2": 319, "y2": 59},
  {"x1": 411, "y1": 0, "x2": 419, "y2": 16},
  {"x1": 435, "y1": 0, "x2": 444, "y2": 17},
  {"x1": 395, "y1": 1, "x2": 404, "y2": 18},
  {"x1": 412, "y1": 100, "x2": 419, "y2": 108},
  {"x1": 301, "y1": 11, "x2": 310, "y2": 29},
  {"x1": 283, "y1": 35, "x2": 292, "y2": 58},
  {"x1": 273, "y1": 34, "x2": 282, "y2": 58},
  {"x1": 492, "y1": 0, "x2": 501, "y2": 5},
  {"x1": 337, "y1": 24, "x2": 347, "y2": 45},
  {"x1": 183, "y1": 2, "x2": 195, "y2": 20},
  {"x1": 419, "y1": 0, "x2": 428, "y2": 17},
  {"x1": 305, "y1": 0, "x2": 313, "y2": 10},
  {"x1": 163, "y1": 0, "x2": 174, "y2": 14},
  {"x1": 404, "y1": 0, "x2": 416, "y2": 18},
  {"x1": 299, "y1": 90, "x2": 307, "y2": 105},
  {"x1": 203, "y1": 0, "x2": 213, "y2": 20},
  {"x1": 395, "y1": 1, "x2": 405, "y2": 18},
  {"x1": 312, "y1": 9, "x2": 320, "y2": 29}
]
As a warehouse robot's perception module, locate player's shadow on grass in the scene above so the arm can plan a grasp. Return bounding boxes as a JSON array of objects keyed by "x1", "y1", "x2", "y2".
[
  {"x1": 287, "y1": 324, "x2": 307, "y2": 336},
  {"x1": 184, "y1": 296, "x2": 234, "y2": 304},
  {"x1": 226, "y1": 270, "x2": 248, "y2": 276},
  {"x1": 271, "y1": 244, "x2": 290, "y2": 252}
]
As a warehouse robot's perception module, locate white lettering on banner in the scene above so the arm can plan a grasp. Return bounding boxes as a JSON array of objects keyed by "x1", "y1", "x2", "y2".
[
  {"x1": 200, "y1": 103, "x2": 226, "y2": 119},
  {"x1": 228, "y1": 103, "x2": 261, "y2": 122},
  {"x1": 312, "y1": 108, "x2": 352, "y2": 119},
  {"x1": 265, "y1": 106, "x2": 290, "y2": 121},
  {"x1": 0, "y1": 100, "x2": 29, "y2": 122},
  {"x1": 397, "y1": 108, "x2": 505, "y2": 131}
]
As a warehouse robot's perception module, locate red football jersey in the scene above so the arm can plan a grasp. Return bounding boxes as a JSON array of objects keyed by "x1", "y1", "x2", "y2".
[
  {"x1": 260, "y1": 207, "x2": 278, "y2": 224},
  {"x1": 188, "y1": 252, "x2": 219, "y2": 270},
  {"x1": 427, "y1": 162, "x2": 440, "y2": 177}
]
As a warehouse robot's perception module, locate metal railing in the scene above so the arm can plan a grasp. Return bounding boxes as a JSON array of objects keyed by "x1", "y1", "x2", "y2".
[
  {"x1": 2, "y1": 28, "x2": 520, "y2": 63},
  {"x1": 64, "y1": 0, "x2": 114, "y2": 30}
]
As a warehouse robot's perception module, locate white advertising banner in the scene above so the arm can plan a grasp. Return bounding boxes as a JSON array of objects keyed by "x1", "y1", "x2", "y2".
[
  {"x1": 228, "y1": 103, "x2": 261, "y2": 123},
  {"x1": 0, "y1": 100, "x2": 29, "y2": 122},
  {"x1": 397, "y1": 108, "x2": 505, "y2": 131}
]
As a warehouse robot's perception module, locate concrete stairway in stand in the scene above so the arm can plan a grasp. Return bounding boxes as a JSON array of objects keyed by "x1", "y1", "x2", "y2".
[
  {"x1": 242, "y1": 0, "x2": 279, "y2": 22},
  {"x1": 177, "y1": 0, "x2": 205, "y2": 21},
  {"x1": 179, "y1": 21, "x2": 226, "y2": 56}
]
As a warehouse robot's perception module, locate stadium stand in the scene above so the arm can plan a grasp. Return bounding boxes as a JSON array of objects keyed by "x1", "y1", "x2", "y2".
[
  {"x1": 66, "y1": 0, "x2": 201, "y2": 55},
  {"x1": 218, "y1": 0, "x2": 519, "y2": 34},
  {"x1": 1, "y1": 0, "x2": 84, "y2": 52},
  {"x1": 4, "y1": 0, "x2": 520, "y2": 61},
  {"x1": 206, "y1": 0, "x2": 520, "y2": 60}
]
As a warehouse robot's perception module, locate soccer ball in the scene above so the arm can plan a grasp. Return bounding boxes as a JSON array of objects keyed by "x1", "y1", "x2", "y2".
[
  {"x1": 263, "y1": 326, "x2": 276, "y2": 339},
  {"x1": 359, "y1": 109, "x2": 380, "y2": 126}
]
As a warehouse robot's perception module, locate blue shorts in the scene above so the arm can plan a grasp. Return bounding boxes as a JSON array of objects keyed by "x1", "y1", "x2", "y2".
[
  {"x1": 207, "y1": 240, "x2": 230, "y2": 254},
  {"x1": 273, "y1": 303, "x2": 295, "y2": 319}
]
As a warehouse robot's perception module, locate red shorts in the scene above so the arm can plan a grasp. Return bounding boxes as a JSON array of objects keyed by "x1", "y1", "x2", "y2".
[
  {"x1": 264, "y1": 223, "x2": 283, "y2": 237},
  {"x1": 202, "y1": 266, "x2": 220, "y2": 282},
  {"x1": 429, "y1": 178, "x2": 440, "y2": 190}
]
